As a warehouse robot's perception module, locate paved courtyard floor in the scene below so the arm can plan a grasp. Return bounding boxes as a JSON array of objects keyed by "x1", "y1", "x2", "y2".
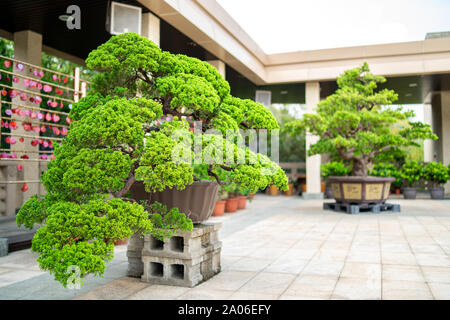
[{"x1": 1, "y1": 194, "x2": 450, "y2": 300}]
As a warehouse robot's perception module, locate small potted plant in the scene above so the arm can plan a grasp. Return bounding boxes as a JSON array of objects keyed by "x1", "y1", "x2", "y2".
[
  {"x1": 424, "y1": 162, "x2": 449, "y2": 199},
  {"x1": 321, "y1": 161, "x2": 349, "y2": 199},
  {"x1": 223, "y1": 182, "x2": 239, "y2": 213},
  {"x1": 283, "y1": 177, "x2": 295, "y2": 196},
  {"x1": 400, "y1": 161, "x2": 424, "y2": 199},
  {"x1": 269, "y1": 185, "x2": 279, "y2": 196},
  {"x1": 212, "y1": 186, "x2": 228, "y2": 216},
  {"x1": 237, "y1": 186, "x2": 250, "y2": 209}
]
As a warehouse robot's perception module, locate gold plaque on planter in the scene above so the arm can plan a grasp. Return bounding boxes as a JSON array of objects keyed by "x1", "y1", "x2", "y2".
[
  {"x1": 343, "y1": 183, "x2": 361, "y2": 199},
  {"x1": 331, "y1": 183, "x2": 341, "y2": 198},
  {"x1": 366, "y1": 183, "x2": 383, "y2": 200},
  {"x1": 383, "y1": 183, "x2": 391, "y2": 199}
]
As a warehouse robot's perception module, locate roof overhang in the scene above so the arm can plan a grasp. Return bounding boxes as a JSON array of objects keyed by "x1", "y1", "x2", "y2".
[{"x1": 139, "y1": 0, "x2": 450, "y2": 85}]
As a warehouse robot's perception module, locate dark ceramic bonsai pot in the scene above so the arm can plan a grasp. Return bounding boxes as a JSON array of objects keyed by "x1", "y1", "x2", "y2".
[
  {"x1": 429, "y1": 187, "x2": 445, "y2": 200},
  {"x1": 130, "y1": 180, "x2": 219, "y2": 224},
  {"x1": 402, "y1": 187, "x2": 417, "y2": 199}
]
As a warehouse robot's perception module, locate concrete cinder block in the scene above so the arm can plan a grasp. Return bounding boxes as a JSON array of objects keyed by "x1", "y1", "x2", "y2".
[
  {"x1": 129, "y1": 223, "x2": 222, "y2": 287},
  {"x1": 0, "y1": 238, "x2": 8, "y2": 257}
]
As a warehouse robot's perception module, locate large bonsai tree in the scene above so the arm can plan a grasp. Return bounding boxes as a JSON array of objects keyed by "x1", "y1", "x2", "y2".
[
  {"x1": 288, "y1": 63, "x2": 437, "y2": 176},
  {"x1": 16, "y1": 33, "x2": 288, "y2": 287}
]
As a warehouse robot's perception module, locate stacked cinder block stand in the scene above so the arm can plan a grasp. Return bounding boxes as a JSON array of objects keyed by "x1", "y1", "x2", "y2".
[{"x1": 127, "y1": 223, "x2": 222, "y2": 287}]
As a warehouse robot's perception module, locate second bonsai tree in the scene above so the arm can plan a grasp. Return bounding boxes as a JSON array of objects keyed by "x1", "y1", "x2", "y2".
[{"x1": 288, "y1": 63, "x2": 437, "y2": 204}]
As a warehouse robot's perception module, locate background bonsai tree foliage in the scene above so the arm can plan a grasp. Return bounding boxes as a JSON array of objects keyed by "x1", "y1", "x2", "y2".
[
  {"x1": 16, "y1": 33, "x2": 287, "y2": 287},
  {"x1": 400, "y1": 160, "x2": 424, "y2": 188},
  {"x1": 287, "y1": 63, "x2": 437, "y2": 177},
  {"x1": 320, "y1": 161, "x2": 350, "y2": 181}
]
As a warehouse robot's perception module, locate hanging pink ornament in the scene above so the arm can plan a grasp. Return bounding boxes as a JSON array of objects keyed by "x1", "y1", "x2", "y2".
[
  {"x1": 9, "y1": 90, "x2": 17, "y2": 98},
  {"x1": 16, "y1": 63, "x2": 24, "y2": 71},
  {"x1": 33, "y1": 70, "x2": 38, "y2": 76},
  {"x1": 59, "y1": 102, "x2": 64, "y2": 108},
  {"x1": 12, "y1": 76, "x2": 19, "y2": 83},
  {"x1": 40, "y1": 154, "x2": 48, "y2": 160},
  {"x1": 31, "y1": 140, "x2": 39, "y2": 147},
  {"x1": 10, "y1": 153, "x2": 17, "y2": 159},
  {"x1": 29, "y1": 81, "x2": 37, "y2": 89},
  {"x1": 32, "y1": 126, "x2": 40, "y2": 133},
  {"x1": 24, "y1": 110, "x2": 31, "y2": 117},
  {"x1": 34, "y1": 96, "x2": 42, "y2": 104},
  {"x1": 61, "y1": 127, "x2": 68, "y2": 135},
  {"x1": 1, "y1": 89, "x2": 7, "y2": 96},
  {"x1": 20, "y1": 93, "x2": 28, "y2": 101},
  {"x1": 47, "y1": 100, "x2": 52, "y2": 106},
  {"x1": 51, "y1": 101, "x2": 58, "y2": 108},
  {"x1": 5, "y1": 109, "x2": 12, "y2": 116},
  {"x1": 18, "y1": 110, "x2": 25, "y2": 117},
  {"x1": 40, "y1": 125, "x2": 46, "y2": 133},
  {"x1": 0, "y1": 152, "x2": 8, "y2": 158},
  {"x1": 3, "y1": 60, "x2": 11, "y2": 68},
  {"x1": 50, "y1": 154, "x2": 55, "y2": 160},
  {"x1": 52, "y1": 114, "x2": 60, "y2": 122},
  {"x1": 52, "y1": 74, "x2": 58, "y2": 81},
  {"x1": 38, "y1": 71, "x2": 44, "y2": 78},
  {"x1": 43, "y1": 84, "x2": 52, "y2": 92},
  {"x1": 30, "y1": 112, "x2": 37, "y2": 119},
  {"x1": 21, "y1": 183, "x2": 28, "y2": 192},
  {"x1": 65, "y1": 117, "x2": 71, "y2": 124},
  {"x1": 37, "y1": 112, "x2": 43, "y2": 119},
  {"x1": 21, "y1": 155, "x2": 29, "y2": 159},
  {"x1": 54, "y1": 128, "x2": 60, "y2": 135},
  {"x1": 19, "y1": 137, "x2": 24, "y2": 143},
  {"x1": 23, "y1": 79, "x2": 30, "y2": 87},
  {"x1": 45, "y1": 113, "x2": 52, "y2": 121},
  {"x1": 43, "y1": 140, "x2": 49, "y2": 148},
  {"x1": 37, "y1": 83, "x2": 43, "y2": 90},
  {"x1": 17, "y1": 164, "x2": 23, "y2": 171},
  {"x1": 29, "y1": 97, "x2": 35, "y2": 103},
  {"x1": 23, "y1": 122, "x2": 32, "y2": 131}
]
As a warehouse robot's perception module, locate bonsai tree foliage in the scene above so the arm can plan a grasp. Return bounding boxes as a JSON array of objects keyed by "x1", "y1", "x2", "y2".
[
  {"x1": 287, "y1": 63, "x2": 437, "y2": 177},
  {"x1": 16, "y1": 33, "x2": 287, "y2": 287},
  {"x1": 424, "y1": 162, "x2": 449, "y2": 189}
]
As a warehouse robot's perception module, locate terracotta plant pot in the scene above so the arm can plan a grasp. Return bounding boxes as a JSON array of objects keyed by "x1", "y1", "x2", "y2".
[
  {"x1": 283, "y1": 184, "x2": 294, "y2": 196},
  {"x1": 225, "y1": 197, "x2": 239, "y2": 213},
  {"x1": 321, "y1": 182, "x2": 326, "y2": 193},
  {"x1": 269, "y1": 185, "x2": 279, "y2": 196},
  {"x1": 114, "y1": 238, "x2": 129, "y2": 246},
  {"x1": 327, "y1": 176, "x2": 395, "y2": 205},
  {"x1": 395, "y1": 188, "x2": 401, "y2": 195},
  {"x1": 130, "y1": 180, "x2": 219, "y2": 224},
  {"x1": 301, "y1": 183, "x2": 307, "y2": 193},
  {"x1": 212, "y1": 200, "x2": 226, "y2": 216},
  {"x1": 237, "y1": 195, "x2": 248, "y2": 209},
  {"x1": 249, "y1": 193, "x2": 255, "y2": 200}
]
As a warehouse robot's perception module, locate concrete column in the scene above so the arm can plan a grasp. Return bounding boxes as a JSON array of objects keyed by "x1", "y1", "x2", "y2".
[
  {"x1": 423, "y1": 103, "x2": 434, "y2": 162},
  {"x1": 206, "y1": 60, "x2": 226, "y2": 79},
  {"x1": 303, "y1": 82, "x2": 322, "y2": 199},
  {"x1": 12, "y1": 30, "x2": 42, "y2": 206},
  {"x1": 441, "y1": 76, "x2": 450, "y2": 193},
  {"x1": 142, "y1": 12, "x2": 160, "y2": 47}
]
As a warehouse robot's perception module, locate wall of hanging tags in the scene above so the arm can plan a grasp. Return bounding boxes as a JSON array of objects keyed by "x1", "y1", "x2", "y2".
[{"x1": 0, "y1": 54, "x2": 88, "y2": 216}]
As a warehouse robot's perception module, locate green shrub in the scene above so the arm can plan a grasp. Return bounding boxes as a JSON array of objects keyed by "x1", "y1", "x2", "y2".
[
  {"x1": 424, "y1": 162, "x2": 449, "y2": 188},
  {"x1": 321, "y1": 162, "x2": 349, "y2": 180},
  {"x1": 370, "y1": 163, "x2": 402, "y2": 188},
  {"x1": 400, "y1": 161, "x2": 424, "y2": 188}
]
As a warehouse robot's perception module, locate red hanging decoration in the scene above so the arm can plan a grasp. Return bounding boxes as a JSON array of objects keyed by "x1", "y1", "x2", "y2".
[{"x1": 21, "y1": 183, "x2": 28, "y2": 192}]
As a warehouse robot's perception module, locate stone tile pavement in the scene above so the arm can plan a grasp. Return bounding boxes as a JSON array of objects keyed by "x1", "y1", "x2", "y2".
[{"x1": 1, "y1": 195, "x2": 450, "y2": 300}]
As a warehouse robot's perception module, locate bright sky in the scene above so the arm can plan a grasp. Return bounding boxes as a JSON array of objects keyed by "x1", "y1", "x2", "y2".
[{"x1": 216, "y1": 0, "x2": 450, "y2": 54}]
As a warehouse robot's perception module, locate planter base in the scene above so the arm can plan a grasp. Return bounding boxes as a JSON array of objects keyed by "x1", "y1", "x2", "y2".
[
  {"x1": 127, "y1": 223, "x2": 222, "y2": 287},
  {"x1": 323, "y1": 201, "x2": 400, "y2": 214}
]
